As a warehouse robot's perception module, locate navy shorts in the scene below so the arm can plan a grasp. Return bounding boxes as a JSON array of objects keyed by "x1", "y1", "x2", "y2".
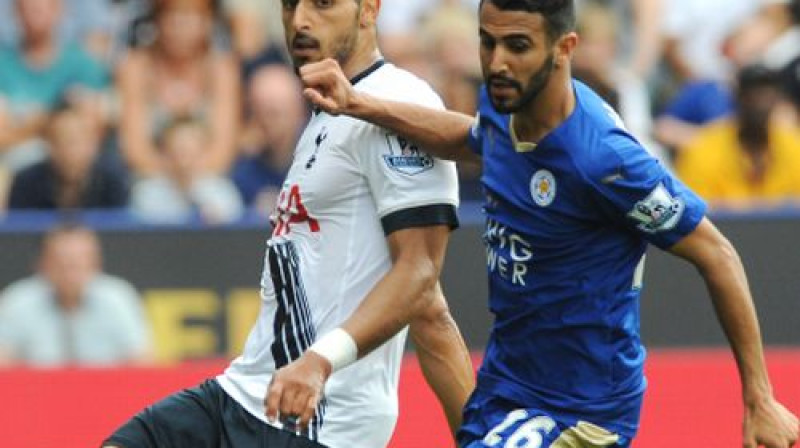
[{"x1": 102, "y1": 379, "x2": 328, "y2": 448}]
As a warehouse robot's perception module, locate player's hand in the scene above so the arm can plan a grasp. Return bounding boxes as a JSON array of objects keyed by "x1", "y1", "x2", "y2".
[
  {"x1": 743, "y1": 397, "x2": 799, "y2": 447},
  {"x1": 299, "y1": 58, "x2": 358, "y2": 116},
  {"x1": 264, "y1": 351, "x2": 332, "y2": 431}
]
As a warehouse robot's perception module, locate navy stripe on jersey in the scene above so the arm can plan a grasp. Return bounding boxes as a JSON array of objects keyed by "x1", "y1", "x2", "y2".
[
  {"x1": 267, "y1": 241, "x2": 316, "y2": 367},
  {"x1": 266, "y1": 241, "x2": 325, "y2": 438}
]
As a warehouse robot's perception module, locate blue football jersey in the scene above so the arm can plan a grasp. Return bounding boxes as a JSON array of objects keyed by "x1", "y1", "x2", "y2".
[{"x1": 465, "y1": 81, "x2": 707, "y2": 438}]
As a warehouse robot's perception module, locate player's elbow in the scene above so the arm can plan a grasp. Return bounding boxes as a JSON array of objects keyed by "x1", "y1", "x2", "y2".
[
  {"x1": 397, "y1": 256, "x2": 440, "y2": 312},
  {"x1": 697, "y1": 232, "x2": 742, "y2": 277},
  {"x1": 411, "y1": 295, "x2": 455, "y2": 340},
  {"x1": 713, "y1": 235, "x2": 742, "y2": 271},
  {"x1": 413, "y1": 257, "x2": 440, "y2": 297}
]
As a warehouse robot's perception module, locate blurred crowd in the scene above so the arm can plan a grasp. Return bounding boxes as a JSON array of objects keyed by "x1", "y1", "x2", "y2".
[
  {"x1": 1, "y1": 0, "x2": 800, "y2": 367},
  {"x1": 1, "y1": 0, "x2": 800, "y2": 224}
]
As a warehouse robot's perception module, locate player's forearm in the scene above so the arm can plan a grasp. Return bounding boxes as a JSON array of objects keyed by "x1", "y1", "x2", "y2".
[
  {"x1": 410, "y1": 287, "x2": 475, "y2": 438},
  {"x1": 342, "y1": 255, "x2": 440, "y2": 357},
  {"x1": 699, "y1": 240, "x2": 773, "y2": 403},
  {"x1": 348, "y1": 92, "x2": 476, "y2": 162}
]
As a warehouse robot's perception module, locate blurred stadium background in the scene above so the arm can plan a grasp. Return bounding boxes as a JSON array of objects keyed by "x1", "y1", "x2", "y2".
[{"x1": 1, "y1": 0, "x2": 799, "y2": 446}]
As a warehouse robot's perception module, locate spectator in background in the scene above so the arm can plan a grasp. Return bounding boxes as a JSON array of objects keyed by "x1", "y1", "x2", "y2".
[
  {"x1": 575, "y1": 0, "x2": 665, "y2": 80},
  {"x1": 0, "y1": 224, "x2": 152, "y2": 367},
  {"x1": 0, "y1": 164, "x2": 9, "y2": 212},
  {"x1": 724, "y1": 0, "x2": 800, "y2": 121},
  {"x1": 675, "y1": 65, "x2": 800, "y2": 209},
  {"x1": 0, "y1": 0, "x2": 109, "y2": 174},
  {"x1": 8, "y1": 103, "x2": 129, "y2": 210},
  {"x1": 747, "y1": 0, "x2": 800, "y2": 118},
  {"x1": 0, "y1": 0, "x2": 116, "y2": 62},
  {"x1": 377, "y1": 0, "x2": 479, "y2": 73},
  {"x1": 653, "y1": 0, "x2": 759, "y2": 152},
  {"x1": 419, "y1": 2, "x2": 482, "y2": 114},
  {"x1": 573, "y1": 1, "x2": 666, "y2": 162},
  {"x1": 781, "y1": 0, "x2": 800, "y2": 114},
  {"x1": 117, "y1": 0, "x2": 240, "y2": 178},
  {"x1": 131, "y1": 117, "x2": 244, "y2": 224},
  {"x1": 232, "y1": 64, "x2": 303, "y2": 212},
  {"x1": 222, "y1": 0, "x2": 288, "y2": 79},
  {"x1": 662, "y1": 0, "x2": 757, "y2": 83}
]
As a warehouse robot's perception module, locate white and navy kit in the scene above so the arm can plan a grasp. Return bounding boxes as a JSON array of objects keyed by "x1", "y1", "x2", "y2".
[{"x1": 218, "y1": 61, "x2": 459, "y2": 448}]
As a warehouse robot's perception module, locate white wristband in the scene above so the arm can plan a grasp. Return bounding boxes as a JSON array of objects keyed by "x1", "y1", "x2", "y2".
[{"x1": 309, "y1": 328, "x2": 358, "y2": 373}]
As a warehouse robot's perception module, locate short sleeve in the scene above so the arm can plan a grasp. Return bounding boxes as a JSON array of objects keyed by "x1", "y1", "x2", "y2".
[
  {"x1": 350, "y1": 67, "x2": 460, "y2": 235},
  {"x1": 588, "y1": 134, "x2": 707, "y2": 249},
  {"x1": 354, "y1": 123, "x2": 460, "y2": 235},
  {"x1": 468, "y1": 87, "x2": 494, "y2": 155},
  {"x1": 467, "y1": 111, "x2": 483, "y2": 155}
]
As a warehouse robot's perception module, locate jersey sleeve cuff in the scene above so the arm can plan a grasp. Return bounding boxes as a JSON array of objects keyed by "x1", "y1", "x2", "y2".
[{"x1": 381, "y1": 204, "x2": 459, "y2": 236}]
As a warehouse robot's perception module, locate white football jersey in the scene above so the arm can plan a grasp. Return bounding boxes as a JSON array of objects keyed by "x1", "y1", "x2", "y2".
[{"x1": 218, "y1": 61, "x2": 459, "y2": 448}]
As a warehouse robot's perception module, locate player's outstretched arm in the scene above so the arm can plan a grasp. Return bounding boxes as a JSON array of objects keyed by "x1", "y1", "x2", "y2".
[
  {"x1": 265, "y1": 224, "x2": 453, "y2": 430},
  {"x1": 300, "y1": 59, "x2": 479, "y2": 164},
  {"x1": 410, "y1": 283, "x2": 475, "y2": 438},
  {"x1": 669, "y1": 218, "x2": 800, "y2": 448}
]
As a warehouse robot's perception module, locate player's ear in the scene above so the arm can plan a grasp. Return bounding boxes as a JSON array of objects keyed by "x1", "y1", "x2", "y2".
[
  {"x1": 554, "y1": 32, "x2": 579, "y2": 69},
  {"x1": 359, "y1": 0, "x2": 379, "y2": 29}
]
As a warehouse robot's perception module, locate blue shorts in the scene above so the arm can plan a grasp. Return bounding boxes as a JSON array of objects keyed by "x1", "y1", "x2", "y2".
[{"x1": 457, "y1": 394, "x2": 631, "y2": 448}]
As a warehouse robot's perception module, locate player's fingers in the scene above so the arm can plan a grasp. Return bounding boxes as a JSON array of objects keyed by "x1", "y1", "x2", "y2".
[
  {"x1": 264, "y1": 380, "x2": 282, "y2": 422},
  {"x1": 301, "y1": 70, "x2": 342, "y2": 94},
  {"x1": 300, "y1": 58, "x2": 338, "y2": 79},
  {"x1": 288, "y1": 386, "x2": 310, "y2": 419},
  {"x1": 298, "y1": 59, "x2": 333, "y2": 77},
  {"x1": 299, "y1": 392, "x2": 319, "y2": 429},
  {"x1": 303, "y1": 89, "x2": 340, "y2": 114},
  {"x1": 279, "y1": 386, "x2": 298, "y2": 420}
]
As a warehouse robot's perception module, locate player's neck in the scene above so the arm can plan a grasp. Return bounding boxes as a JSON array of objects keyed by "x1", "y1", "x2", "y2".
[
  {"x1": 512, "y1": 75, "x2": 576, "y2": 144},
  {"x1": 340, "y1": 46, "x2": 383, "y2": 83}
]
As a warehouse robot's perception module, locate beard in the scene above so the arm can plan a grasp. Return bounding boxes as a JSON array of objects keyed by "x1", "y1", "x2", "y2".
[{"x1": 487, "y1": 53, "x2": 556, "y2": 114}]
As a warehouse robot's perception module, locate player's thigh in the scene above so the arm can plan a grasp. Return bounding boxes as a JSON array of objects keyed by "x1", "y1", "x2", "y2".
[{"x1": 102, "y1": 379, "x2": 226, "y2": 448}]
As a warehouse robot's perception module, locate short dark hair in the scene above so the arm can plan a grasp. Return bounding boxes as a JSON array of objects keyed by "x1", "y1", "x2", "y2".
[
  {"x1": 480, "y1": 0, "x2": 576, "y2": 42},
  {"x1": 737, "y1": 64, "x2": 780, "y2": 95}
]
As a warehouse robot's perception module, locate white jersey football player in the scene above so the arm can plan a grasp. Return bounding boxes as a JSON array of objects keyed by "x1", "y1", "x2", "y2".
[
  {"x1": 102, "y1": 1, "x2": 474, "y2": 448},
  {"x1": 219, "y1": 57, "x2": 461, "y2": 446}
]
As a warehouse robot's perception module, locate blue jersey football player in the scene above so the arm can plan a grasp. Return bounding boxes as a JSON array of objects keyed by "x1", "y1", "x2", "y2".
[{"x1": 299, "y1": 0, "x2": 800, "y2": 446}]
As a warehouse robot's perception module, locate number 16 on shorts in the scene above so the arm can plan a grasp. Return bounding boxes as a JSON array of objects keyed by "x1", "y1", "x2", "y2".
[{"x1": 482, "y1": 409, "x2": 557, "y2": 448}]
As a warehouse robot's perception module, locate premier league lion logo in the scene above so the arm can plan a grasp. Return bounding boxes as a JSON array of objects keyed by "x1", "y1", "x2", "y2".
[{"x1": 383, "y1": 134, "x2": 434, "y2": 175}]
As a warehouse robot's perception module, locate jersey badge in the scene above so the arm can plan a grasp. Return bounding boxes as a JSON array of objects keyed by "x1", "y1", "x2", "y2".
[
  {"x1": 530, "y1": 169, "x2": 557, "y2": 207},
  {"x1": 627, "y1": 183, "x2": 685, "y2": 233},
  {"x1": 306, "y1": 127, "x2": 328, "y2": 169},
  {"x1": 383, "y1": 134, "x2": 434, "y2": 175}
]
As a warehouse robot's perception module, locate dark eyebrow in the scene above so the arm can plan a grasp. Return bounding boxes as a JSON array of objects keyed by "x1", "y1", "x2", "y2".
[
  {"x1": 502, "y1": 33, "x2": 532, "y2": 43},
  {"x1": 479, "y1": 28, "x2": 532, "y2": 43}
]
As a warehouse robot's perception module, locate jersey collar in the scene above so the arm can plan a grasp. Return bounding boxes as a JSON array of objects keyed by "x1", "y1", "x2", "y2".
[
  {"x1": 509, "y1": 115, "x2": 538, "y2": 153},
  {"x1": 350, "y1": 59, "x2": 386, "y2": 86}
]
